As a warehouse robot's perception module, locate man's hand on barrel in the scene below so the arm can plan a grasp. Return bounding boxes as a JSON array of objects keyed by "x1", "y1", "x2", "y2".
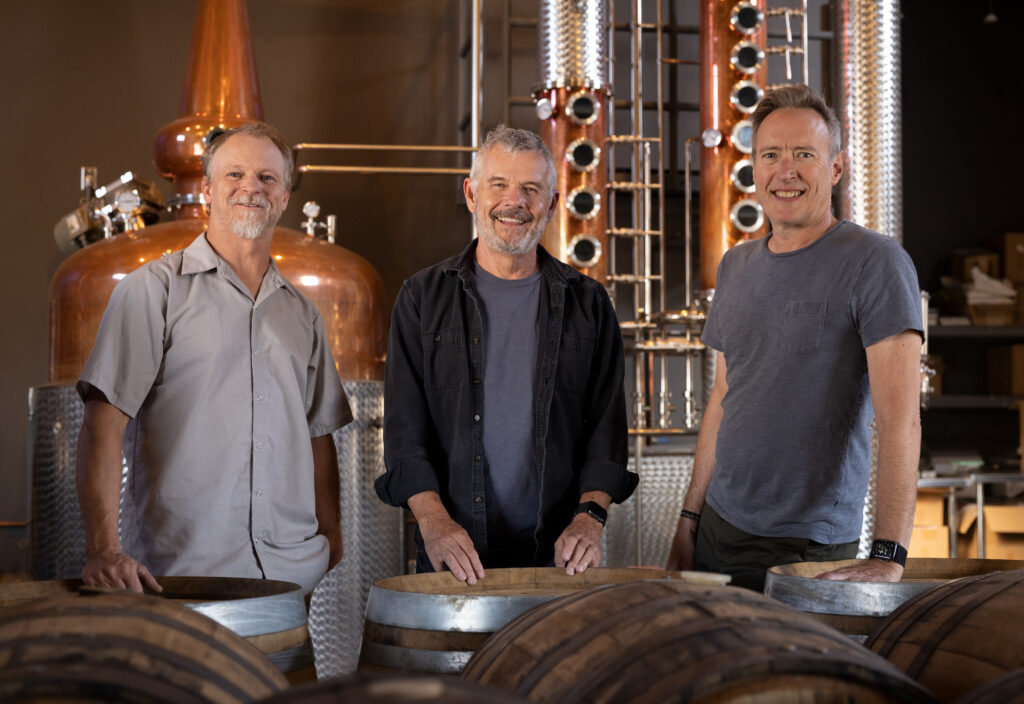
[
  {"x1": 408, "y1": 492, "x2": 485, "y2": 585},
  {"x1": 665, "y1": 515, "x2": 699, "y2": 571},
  {"x1": 82, "y1": 549, "x2": 163, "y2": 593},
  {"x1": 555, "y1": 491, "x2": 611, "y2": 576},
  {"x1": 419, "y1": 514, "x2": 485, "y2": 585},
  {"x1": 815, "y1": 559, "x2": 904, "y2": 583}
]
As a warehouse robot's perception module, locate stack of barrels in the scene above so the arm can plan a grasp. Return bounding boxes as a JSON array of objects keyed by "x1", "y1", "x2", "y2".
[{"x1": 3, "y1": 563, "x2": 1023, "y2": 703}]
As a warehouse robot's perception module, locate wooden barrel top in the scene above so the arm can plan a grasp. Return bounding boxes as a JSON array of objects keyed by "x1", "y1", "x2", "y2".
[{"x1": 372, "y1": 566, "x2": 729, "y2": 596}]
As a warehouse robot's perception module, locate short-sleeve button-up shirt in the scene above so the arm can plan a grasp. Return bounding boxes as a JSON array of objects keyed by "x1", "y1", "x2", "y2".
[{"x1": 78, "y1": 233, "x2": 351, "y2": 593}]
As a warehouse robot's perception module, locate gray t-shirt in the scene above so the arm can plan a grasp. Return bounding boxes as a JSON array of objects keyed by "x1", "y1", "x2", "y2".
[
  {"x1": 473, "y1": 263, "x2": 542, "y2": 542},
  {"x1": 701, "y1": 220, "x2": 922, "y2": 543}
]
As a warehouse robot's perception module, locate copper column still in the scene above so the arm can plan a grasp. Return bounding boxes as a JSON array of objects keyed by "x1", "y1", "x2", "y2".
[
  {"x1": 698, "y1": 0, "x2": 768, "y2": 291},
  {"x1": 48, "y1": 0, "x2": 386, "y2": 384},
  {"x1": 535, "y1": 0, "x2": 610, "y2": 283}
]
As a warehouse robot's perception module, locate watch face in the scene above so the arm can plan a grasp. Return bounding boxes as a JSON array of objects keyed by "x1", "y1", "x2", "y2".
[{"x1": 873, "y1": 540, "x2": 896, "y2": 559}]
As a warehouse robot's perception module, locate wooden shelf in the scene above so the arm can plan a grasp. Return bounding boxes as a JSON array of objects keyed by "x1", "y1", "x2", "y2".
[
  {"x1": 929, "y1": 326, "x2": 1024, "y2": 339},
  {"x1": 924, "y1": 395, "x2": 1024, "y2": 410}
]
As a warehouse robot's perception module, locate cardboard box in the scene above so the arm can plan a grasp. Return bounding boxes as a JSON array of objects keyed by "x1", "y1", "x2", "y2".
[
  {"x1": 957, "y1": 503, "x2": 1024, "y2": 559},
  {"x1": 914, "y1": 488, "x2": 947, "y2": 526},
  {"x1": 969, "y1": 302, "x2": 1014, "y2": 326},
  {"x1": 952, "y1": 248, "x2": 1000, "y2": 282},
  {"x1": 1003, "y1": 233, "x2": 1024, "y2": 283},
  {"x1": 987, "y1": 345, "x2": 1024, "y2": 396},
  {"x1": 910, "y1": 524, "x2": 950, "y2": 558}
]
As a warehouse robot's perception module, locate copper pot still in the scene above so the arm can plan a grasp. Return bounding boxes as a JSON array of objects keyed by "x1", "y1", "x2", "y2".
[
  {"x1": 535, "y1": 0, "x2": 610, "y2": 284},
  {"x1": 48, "y1": 0, "x2": 385, "y2": 385},
  {"x1": 699, "y1": 0, "x2": 768, "y2": 291}
]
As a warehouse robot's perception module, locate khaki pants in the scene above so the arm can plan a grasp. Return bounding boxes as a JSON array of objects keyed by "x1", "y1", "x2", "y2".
[{"x1": 694, "y1": 503, "x2": 858, "y2": 592}]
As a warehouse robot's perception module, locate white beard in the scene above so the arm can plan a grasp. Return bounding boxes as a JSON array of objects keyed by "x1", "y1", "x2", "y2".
[
  {"x1": 476, "y1": 207, "x2": 545, "y2": 256},
  {"x1": 228, "y1": 197, "x2": 273, "y2": 240}
]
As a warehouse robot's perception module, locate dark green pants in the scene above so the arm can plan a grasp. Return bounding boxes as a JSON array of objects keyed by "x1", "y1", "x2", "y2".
[{"x1": 694, "y1": 503, "x2": 858, "y2": 592}]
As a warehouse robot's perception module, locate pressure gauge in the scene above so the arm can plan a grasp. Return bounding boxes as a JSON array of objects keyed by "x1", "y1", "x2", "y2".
[{"x1": 115, "y1": 190, "x2": 141, "y2": 213}]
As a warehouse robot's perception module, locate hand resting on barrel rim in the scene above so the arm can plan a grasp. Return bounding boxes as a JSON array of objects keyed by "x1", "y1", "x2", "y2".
[
  {"x1": 814, "y1": 558, "x2": 904, "y2": 583},
  {"x1": 554, "y1": 513, "x2": 603, "y2": 575},
  {"x1": 82, "y1": 548, "x2": 162, "y2": 593},
  {"x1": 409, "y1": 491, "x2": 485, "y2": 585}
]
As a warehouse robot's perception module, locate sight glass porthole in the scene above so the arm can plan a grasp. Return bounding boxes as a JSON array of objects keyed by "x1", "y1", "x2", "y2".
[
  {"x1": 566, "y1": 92, "x2": 599, "y2": 126},
  {"x1": 566, "y1": 186, "x2": 601, "y2": 220},
  {"x1": 566, "y1": 138, "x2": 601, "y2": 173},
  {"x1": 731, "y1": 41, "x2": 764, "y2": 75},
  {"x1": 730, "y1": 2, "x2": 764, "y2": 35},
  {"x1": 730, "y1": 159, "x2": 755, "y2": 194},
  {"x1": 731, "y1": 80, "x2": 764, "y2": 114},
  {"x1": 731, "y1": 120, "x2": 754, "y2": 154},
  {"x1": 730, "y1": 199, "x2": 764, "y2": 233},
  {"x1": 568, "y1": 235, "x2": 602, "y2": 268}
]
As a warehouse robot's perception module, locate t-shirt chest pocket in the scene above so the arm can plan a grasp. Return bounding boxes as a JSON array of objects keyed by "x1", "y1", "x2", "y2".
[
  {"x1": 778, "y1": 300, "x2": 827, "y2": 353},
  {"x1": 422, "y1": 327, "x2": 465, "y2": 391}
]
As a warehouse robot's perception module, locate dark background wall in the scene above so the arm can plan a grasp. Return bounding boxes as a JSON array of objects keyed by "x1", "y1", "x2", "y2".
[{"x1": 1, "y1": 0, "x2": 1020, "y2": 568}]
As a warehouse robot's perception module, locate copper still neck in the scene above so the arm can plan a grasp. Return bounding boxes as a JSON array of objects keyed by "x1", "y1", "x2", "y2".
[{"x1": 153, "y1": 0, "x2": 264, "y2": 220}]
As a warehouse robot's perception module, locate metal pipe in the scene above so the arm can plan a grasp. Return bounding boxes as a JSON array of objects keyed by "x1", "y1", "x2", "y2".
[
  {"x1": 472, "y1": 0, "x2": 482, "y2": 150},
  {"x1": 294, "y1": 143, "x2": 477, "y2": 152},
  {"x1": 298, "y1": 165, "x2": 470, "y2": 176}
]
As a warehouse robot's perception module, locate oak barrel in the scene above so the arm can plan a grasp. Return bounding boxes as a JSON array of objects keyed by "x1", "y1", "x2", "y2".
[
  {"x1": 260, "y1": 672, "x2": 528, "y2": 703},
  {"x1": 765, "y1": 558, "x2": 1024, "y2": 641},
  {"x1": 954, "y1": 666, "x2": 1024, "y2": 704},
  {"x1": 461, "y1": 580, "x2": 937, "y2": 703},
  {"x1": 0, "y1": 576, "x2": 312, "y2": 674},
  {"x1": 360, "y1": 567, "x2": 729, "y2": 675},
  {"x1": 0, "y1": 591, "x2": 287, "y2": 703},
  {"x1": 866, "y1": 568, "x2": 1024, "y2": 702}
]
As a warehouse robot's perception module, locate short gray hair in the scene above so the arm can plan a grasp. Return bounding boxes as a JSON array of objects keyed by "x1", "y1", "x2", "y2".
[
  {"x1": 750, "y1": 84, "x2": 842, "y2": 160},
  {"x1": 201, "y1": 121, "x2": 294, "y2": 190},
  {"x1": 470, "y1": 125, "x2": 556, "y2": 193}
]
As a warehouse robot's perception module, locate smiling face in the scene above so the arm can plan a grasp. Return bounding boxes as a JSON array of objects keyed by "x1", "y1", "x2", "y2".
[
  {"x1": 752, "y1": 107, "x2": 843, "y2": 239},
  {"x1": 464, "y1": 147, "x2": 557, "y2": 257},
  {"x1": 202, "y1": 134, "x2": 291, "y2": 241}
]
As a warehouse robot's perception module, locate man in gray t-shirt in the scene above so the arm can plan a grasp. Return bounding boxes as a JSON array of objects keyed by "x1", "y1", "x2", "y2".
[{"x1": 667, "y1": 85, "x2": 923, "y2": 590}]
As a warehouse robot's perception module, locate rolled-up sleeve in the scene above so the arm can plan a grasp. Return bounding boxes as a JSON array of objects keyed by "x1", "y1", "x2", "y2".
[
  {"x1": 577, "y1": 287, "x2": 637, "y2": 503},
  {"x1": 375, "y1": 281, "x2": 444, "y2": 507}
]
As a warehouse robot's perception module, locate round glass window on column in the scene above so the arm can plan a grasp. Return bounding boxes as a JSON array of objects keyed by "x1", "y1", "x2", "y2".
[
  {"x1": 730, "y1": 199, "x2": 764, "y2": 233},
  {"x1": 730, "y1": 41, "x2": 764, "y2": 75},
  {"x1": 730, "y1": 120, "x2": 754, "y2": 154},
  {"x1": 730, "y1": 159, "x2": 755, "y2": 193},
  {"x1": 731, "y1": 81, "x2": 764, "y2": 114},
  {"x1": 566, "y1": 187, "x2": 601, "y2": 220},
  {"x1": 567, "y1": 235, "x2": 602, "y2": 268},
  {"x1": 566, "y1": 138, "x2": 601, "y2": 173},
  {"x1": 566, "y1": 92, "x2": 600, "y2": 126},
  {"x1": 730, "y1": 2, "x2": 764, "y2": 35}
]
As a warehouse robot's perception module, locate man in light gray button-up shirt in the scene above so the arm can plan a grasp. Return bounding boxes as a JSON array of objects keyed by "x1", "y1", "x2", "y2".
[{"x1": 76, "y1": 123, "x2": 351, "y2": 595}]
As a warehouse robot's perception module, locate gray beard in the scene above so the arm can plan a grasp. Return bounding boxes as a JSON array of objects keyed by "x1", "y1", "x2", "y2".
[
  {"x1": 230, "y1": 211, "x2": 272, "y2": 240},
  {"x1": 476, "y1": 211, "x2": 544, "y2": 256}
]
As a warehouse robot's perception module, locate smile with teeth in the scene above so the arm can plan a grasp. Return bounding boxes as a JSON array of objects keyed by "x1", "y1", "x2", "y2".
[
  {"x1": 772, "y1": 189, "x2": 804, "y2": 199},
  {"x1": 492, "y1": 209, "x2": 532, "y2": 226}
]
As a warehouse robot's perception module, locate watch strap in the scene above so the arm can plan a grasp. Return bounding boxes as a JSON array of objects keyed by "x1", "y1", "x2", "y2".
[{"x1": 575, "y1": 501, "x2": 607, "y2": 525}]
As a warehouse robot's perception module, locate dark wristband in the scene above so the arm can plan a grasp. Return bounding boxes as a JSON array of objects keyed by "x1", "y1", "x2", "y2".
[
  {"x1": 679, "y1": 509, "x2": 701, "y2": 522},
  {"x1": 575, "y1": 501, "x2": 607, "y2": 525}
]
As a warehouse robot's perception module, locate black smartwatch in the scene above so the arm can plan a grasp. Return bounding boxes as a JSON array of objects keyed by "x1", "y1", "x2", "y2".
[
  {"x1": 869, "y1": 538, "x2": 908, "y2": 567},
  {"x1": 575, "y1": 501, "x2": 607, "y2": 525}
]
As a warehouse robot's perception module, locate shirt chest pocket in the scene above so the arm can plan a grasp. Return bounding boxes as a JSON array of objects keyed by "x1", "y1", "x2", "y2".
[
  {"x1": 422, "y1": 327, "x2": 466, "y2": 392},
  {"x1": 557, "y1": 332, "x2": 595, "y2": 392},
  {"x1": 778, "y1": 300, "x2": 827, "y2": 353}
]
